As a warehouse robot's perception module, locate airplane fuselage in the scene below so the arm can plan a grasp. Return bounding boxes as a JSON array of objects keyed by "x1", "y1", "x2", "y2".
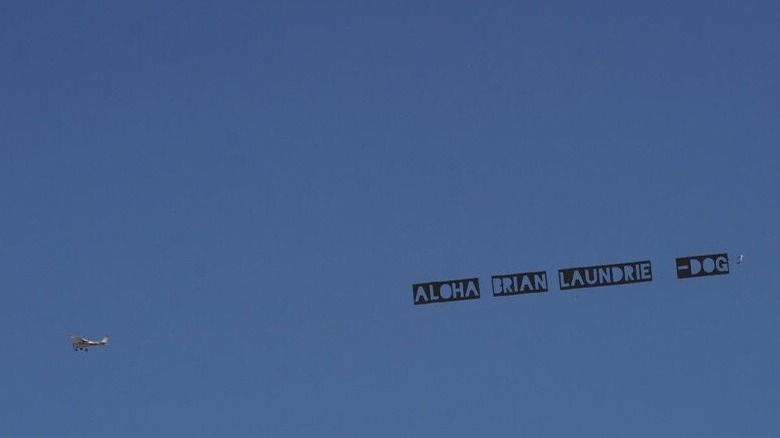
[{"x1": 70, "y1": 336, "x2": 109, "y2": 351}]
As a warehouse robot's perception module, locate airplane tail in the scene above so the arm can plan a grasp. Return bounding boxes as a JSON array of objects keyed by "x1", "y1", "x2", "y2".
[{"x1": 100, "y1": 336, "x2": 110, "y2": 345}]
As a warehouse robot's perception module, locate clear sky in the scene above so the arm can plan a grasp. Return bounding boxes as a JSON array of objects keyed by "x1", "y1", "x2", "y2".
[{"x1": 2, "y1": 1, "x2": 779, "y2": 436}]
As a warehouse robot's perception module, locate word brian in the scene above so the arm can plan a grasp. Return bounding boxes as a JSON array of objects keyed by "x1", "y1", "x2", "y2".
[
  {"x1": 558, "y1": 260, "x2": 653, "y2": 291},
  {"x1": 413, "y1": 278, "x2": 480, "y2": 305},
  {"x1": 491, "y1": 271, "x2": 548, "y2": 296}
]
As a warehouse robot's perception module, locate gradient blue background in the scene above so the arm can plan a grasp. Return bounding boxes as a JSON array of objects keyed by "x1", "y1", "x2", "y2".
[{"x1": 2, "y1": 1, "x2": 778, "y2": 436}]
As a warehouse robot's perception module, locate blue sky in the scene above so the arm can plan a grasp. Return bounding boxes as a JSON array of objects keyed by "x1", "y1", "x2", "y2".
[{"x1": 1, "y1": 1, "x2": 779, "y2": 436}]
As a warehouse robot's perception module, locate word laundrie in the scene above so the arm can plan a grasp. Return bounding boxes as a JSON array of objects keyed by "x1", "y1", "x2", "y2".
[{"x1": 558, "y1": 260, "x2": 652, "y2": 291}]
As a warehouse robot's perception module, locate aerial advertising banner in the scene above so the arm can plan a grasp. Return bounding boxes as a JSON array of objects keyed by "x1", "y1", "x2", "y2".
[{"x1": 413, "y1": 252, "x2": 732, "y2": 305}]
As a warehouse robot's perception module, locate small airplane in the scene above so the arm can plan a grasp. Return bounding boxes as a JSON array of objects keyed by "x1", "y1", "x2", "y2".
[{"x1": 70, "y1": 335, "x2": 109, "y2": 351}]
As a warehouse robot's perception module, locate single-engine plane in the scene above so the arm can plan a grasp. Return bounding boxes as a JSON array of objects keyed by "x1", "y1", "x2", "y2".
[{"x1": 70, "y1": 335, "x2": 109, "y2": 351}]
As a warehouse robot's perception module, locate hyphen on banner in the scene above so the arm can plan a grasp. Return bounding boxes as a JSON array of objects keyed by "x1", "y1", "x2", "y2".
[
  {"x1": 412, "y1": 278, "x2": 480, "y2": 305},
  {"x1": 558, "y1": 260, "x2": 652, "y2": 291}
]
